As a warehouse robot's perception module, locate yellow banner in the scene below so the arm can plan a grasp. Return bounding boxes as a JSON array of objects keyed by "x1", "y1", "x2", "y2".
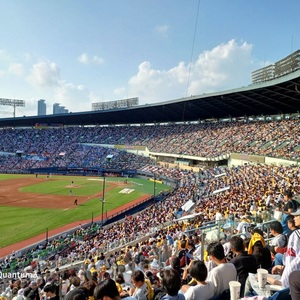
[
  {"x1": 149, "y1": 178, "x2": 163, "y2": 184},
  {"x1": 114, "y1": 145, "x2": 146, "y2": 150}
]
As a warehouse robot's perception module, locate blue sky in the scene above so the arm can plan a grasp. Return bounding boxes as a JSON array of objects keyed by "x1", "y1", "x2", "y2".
[{"x1": 0, "y1": 0, "x2": 300, "y2": 117}]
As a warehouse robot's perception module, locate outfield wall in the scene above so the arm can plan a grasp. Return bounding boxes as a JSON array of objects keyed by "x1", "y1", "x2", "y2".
[
  {"x1": 136, "y1": 170, "x2": 178, "y2": 188},
  {"x1": 28, "y1": 167, "x2": 137, "y2": 177}
]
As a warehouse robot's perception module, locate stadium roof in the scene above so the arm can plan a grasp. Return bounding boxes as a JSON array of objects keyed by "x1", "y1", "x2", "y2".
[{"x1": 1, "y1": 70, "x2": 300, "y2": 127}]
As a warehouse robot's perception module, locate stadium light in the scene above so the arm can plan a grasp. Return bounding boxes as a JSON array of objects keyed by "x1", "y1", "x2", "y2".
[{"x1": 0, "y1": 98, "x2": 25, "y2": 118}]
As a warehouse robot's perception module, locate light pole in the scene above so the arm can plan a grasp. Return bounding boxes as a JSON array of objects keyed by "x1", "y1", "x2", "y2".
[
  {"x1": 101, "y1": 198, "x2": 105, "y2": 227},
  {"x1": 153, "y1": 173, "x2": 156, "y2": 205},
  {"x1": 100, "y1": 175, "x2": 106, "y2": 227}
]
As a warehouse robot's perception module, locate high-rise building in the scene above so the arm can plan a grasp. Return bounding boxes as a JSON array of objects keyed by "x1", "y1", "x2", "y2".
[
  {"x1": 53, "y1": 103, "x2": 69, "y2": 114},
  {"x1": 53, "y1": 103, "x2": 60, "y2": 114},
  {"x1": 37, "y1": 99, "x2": 46, "y2": 116}
]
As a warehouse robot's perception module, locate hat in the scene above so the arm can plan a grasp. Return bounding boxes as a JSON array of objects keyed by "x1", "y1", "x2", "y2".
[
  {"x1": 248, "y1": 232, "x2": 266, "y2": 255},
  {"x1": 150, "y1": 259, "x2": 159, "y2": 270},
  {"x1": 291, "y1": 209, "x2": 300, "y2": 216}
]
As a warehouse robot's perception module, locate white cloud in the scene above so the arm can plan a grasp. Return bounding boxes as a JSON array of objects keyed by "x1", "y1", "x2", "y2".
[
  {"x1": 54, "y1": 81, "x2": 91, "y2": 112},
  {"x1": 28, "y1": 61, "x2": 60, "y2": 87},
  {"x1": 0, "y1": 69, "x2": 5, "y2": 77},
  {"x1": 8, "y1": 63, "x2": 25, "y2": 76},
  {"x1": 0, "y1": 49, "x2": 12, "y2": 62},
  {"x1": 78, "y1": 53, "x2": 104, "y2": 65},
  {"x1": 78, "y1": 53, "x2": 89, "y2": 64},
  {"x1": 89, "y1": 92, "x2": 102, "y2": 103},
  {"x1": 114, "y1": 87, "x2": 125, "y2": 95},
  {"x1": 92, "y1": 55, "x2": 104, "y2": 64},
  {"x1": 128, "y1": 39, "x2": 259, "y2": 104},
  {"x1": 156, "y1": 25, "x2": 169, "y2": 37},
  {"x1": 22, "y1": 53, "x2": 31, "y2": 62}
]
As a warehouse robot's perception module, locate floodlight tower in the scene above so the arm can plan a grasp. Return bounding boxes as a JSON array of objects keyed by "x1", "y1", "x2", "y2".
[{"x1": 0, "y1": 98, "x2": 25, "y2": 117}]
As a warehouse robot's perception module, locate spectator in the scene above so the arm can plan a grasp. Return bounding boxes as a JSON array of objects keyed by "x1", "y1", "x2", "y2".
[
  {"x1": 206, "y1": 242, "x2": 237, "y2": 296},
  {"x1": 268, "y1": 221, "x2": 287, "y2": 249},
  {"x1": 131, "y1": 270, "x2": 152, "y2": 300},
  {"x1": 273, "y1": 215, "x2": 299, "y2": 266},
  {"x1": 65, "y1": 289, "x2": 87, "y2": 300},
  {"x1": 145, "y1": 271, "x2": 165, "y2": 300},
  {"x1": 248, "y1": 233, "x2": 272, "y2": 270},
  {"x1": 94, "y1": 279, "x2": 135, "y2": 300},
  {"x1": 229, "y1": 236, "x2": 257, "y2": 284},
  {"x1": 43, "y1": 283, "x2": 59, "y2": 300},
  {"x1": 181, "y1": 260, "x2": 214, "y2": 300},
  {"x1": 266, "y1": 208, "x2": 300, "y2": 288},
  {"x1": 289, "y1": 270, "x2": 300, "y2": 300},
  {"x1": 280, "y1": 190, "x2": 299, "y2": 235},
  {"x1": 159, "y1": 269, "x2": 184, "y2": 300},
  {"x1": 236, "y1": 216, "x2": 251, "y2": 239}
]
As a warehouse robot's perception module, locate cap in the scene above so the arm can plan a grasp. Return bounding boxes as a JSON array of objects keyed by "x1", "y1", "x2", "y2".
[
  {"x1": 150, "y1": 259, "x2": 159, "y2": 270},
  {"x1": 291, "y1": 209, "x2": 300, "y2": 216}
]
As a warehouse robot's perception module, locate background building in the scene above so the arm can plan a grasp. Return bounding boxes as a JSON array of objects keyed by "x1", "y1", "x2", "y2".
[
  {"x1": 37, "y1": 99, "x2": 46, "y2": 116},
  {"x1": 53, "y1": 103, "x2": 69, "y2": 114}
]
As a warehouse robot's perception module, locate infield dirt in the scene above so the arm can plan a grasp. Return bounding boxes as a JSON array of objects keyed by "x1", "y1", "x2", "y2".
[{"x1": 0, "y1": 177, "x2": 125, "y2": 209}]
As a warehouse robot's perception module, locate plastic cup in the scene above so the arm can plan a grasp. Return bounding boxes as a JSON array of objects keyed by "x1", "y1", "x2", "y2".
[
  {"x1": 229, "y1": 281, "x2": 241, "y2": 300},
  {"x1": 257, "y1": 268, "x2": 268, "y2": 288}
]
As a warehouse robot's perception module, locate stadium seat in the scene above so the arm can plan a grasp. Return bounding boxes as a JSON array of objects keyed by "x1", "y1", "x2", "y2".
[
  {"x1": 209, "y1": 294, "x2": 222, "y2": 300},
  {"x1": 220, "y1": 289, "x2": 230, "y2": 300},
  {"x1": 209, "y1": 289, "x2": 230, "y2": 300}
]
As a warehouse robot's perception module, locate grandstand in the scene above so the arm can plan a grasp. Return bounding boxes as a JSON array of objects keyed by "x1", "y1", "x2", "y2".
[{"x1": 1, "y1": 62, "x2": 300, "y2": 299}]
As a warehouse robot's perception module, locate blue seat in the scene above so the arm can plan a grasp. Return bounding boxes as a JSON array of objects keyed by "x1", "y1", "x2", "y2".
[
  {"x1": 209, "y1": 289, "x2": 230, "y2": 300},
  {"x1": 267, "y1": 287, "x2": 291, "y2": 300},
  {"x1": 220, "y1": 289, "x2": 230, "y2": 300},
  {"x1": 208, "y1": 293, "x2": 222, "y2": 300}
]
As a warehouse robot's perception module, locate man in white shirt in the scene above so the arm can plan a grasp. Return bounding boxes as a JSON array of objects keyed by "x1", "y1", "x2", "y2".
[
  {"x1": 131, "y1": 270, "x2": 149, "y2": 300},
  {"x1": 236, "y1": 216, "x2": 251, "y2": 239},
  {"x1": 207, "y1": 242, "x2": 237, "y2": 297},
  {"x1": 269, "y1": 221, "x2": 287, "y2": 248},
  {"x1": 215, "y1": 211, "x2": 223, "y2": 224}
]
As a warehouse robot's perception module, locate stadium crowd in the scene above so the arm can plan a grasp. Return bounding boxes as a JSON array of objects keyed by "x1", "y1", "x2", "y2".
[
  {"x1": 0, "y1": 143, "x2": 154, "y2": 172},
  {"x1": 2, "y1": 161, "x2": 300, "y2": 299},
  {"x1": 1, "y1": 119, "x2": 300, "y2": 172},
  {"x1": 2, "y1": 118, "x2": 300, "y2": 299}
]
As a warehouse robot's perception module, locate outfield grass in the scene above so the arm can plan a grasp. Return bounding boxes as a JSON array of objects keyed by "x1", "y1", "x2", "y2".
[
  {"x1": 0, "y1": 175, "x2": 171, "y2": 248},
  {"x1": 20, "y1": 178, "x2": 111, "y2": 196}
]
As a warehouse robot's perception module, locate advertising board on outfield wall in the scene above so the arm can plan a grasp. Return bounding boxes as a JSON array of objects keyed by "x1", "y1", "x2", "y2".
[{"x1": 114, "y1": 145, "x2": 146, "y2": 150}]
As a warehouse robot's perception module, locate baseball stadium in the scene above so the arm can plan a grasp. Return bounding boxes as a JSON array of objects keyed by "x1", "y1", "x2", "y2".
[{"x1": 1, "y1": 50, "x2": 300, "y2": 300}]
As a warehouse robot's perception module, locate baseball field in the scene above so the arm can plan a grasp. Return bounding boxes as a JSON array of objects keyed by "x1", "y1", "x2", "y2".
[{"x1": 0, "y1": 174, "x2": 172, "y2": 249}]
